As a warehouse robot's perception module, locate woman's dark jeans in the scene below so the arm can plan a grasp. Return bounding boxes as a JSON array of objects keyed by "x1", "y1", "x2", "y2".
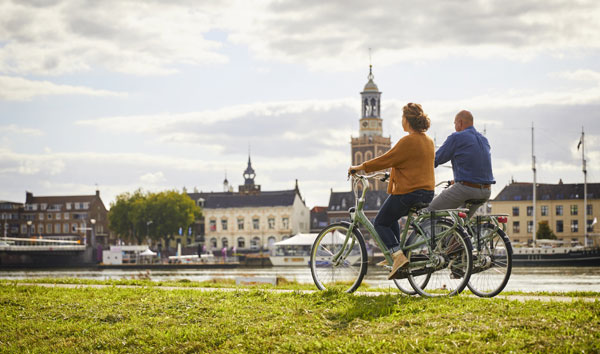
[{"x1": 374, "y1": 189, "x2": 434, "y2": 253}]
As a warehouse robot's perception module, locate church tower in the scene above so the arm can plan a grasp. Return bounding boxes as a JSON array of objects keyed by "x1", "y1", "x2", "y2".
[
  {"x1": 350, "y1": 65, "x2": 391, "y2": 191},
  {"x1": 238, "y1": 155, "x2": 261, "y2": 194}
]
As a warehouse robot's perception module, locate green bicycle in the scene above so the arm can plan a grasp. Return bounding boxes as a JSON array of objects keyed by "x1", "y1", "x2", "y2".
[
  {"x1": 309, "y1": 172, "x2": 474, "y2": 297},
  {"x1": 433, "y1": 182, "x2": 513, "y2": 297}
]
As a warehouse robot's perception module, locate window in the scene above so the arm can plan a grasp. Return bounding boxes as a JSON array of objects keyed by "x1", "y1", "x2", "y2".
[
  {"x1": 38, "y1": 224, "x2": 42, "y2": 234},
  {"x1": 250, "y1": 237, "x2": 261, "y2": 250},
  {"x1": 237, "y1": 237, "x2": 245, "y2": 248},
  {"x1": 209, "y1": 219, "x2": 216, "y2": 232},
  {"x1": 556, "y1": 205, "x2": 563, "y2": 216},
  {"x1": 571, "y1": 220, "x2": 578, "y2": 233},
  {"x1": 541, "y1": 206, "x2": 548, "y2": 216},
  {"x1": 526, "y1": 206, "x2": 533, "y2": 216},
  {"x1": 268, "y1": 217, "x2": 275, "y2": 229},
  {"x1": 252, "y1": 217, "x2": 260, "y2": 230},
  {"x1": 221, "y1": 237, "x2": 228, "y2": 248},
  {"x1": 587, "y1": 204, "x2": 593, "y2": 216},
  {"x1": 221, "y1": 219, "x2": 228, "y2": 231},
  {"x1": 54, "y1": 224, "x2": 60, "y2": 233},
  {"x1": 556, "y1": 220, "x2": 563, "y2": 233},
  {"x1": 56, "y1": 213, "x2": 61, "y2": 220},
  {"x1": 512, "y1": 207, "x2": 519, "y2": 216},
  {"x1": 587, "y1": 219, "x2": 594, "y2": 232},
  {"x1": 527, "y1": 221, "x2": 533, "y2": 233},
  {"x1": 83, "y1": 202, "x2": 90, "y2": 209},
  {"x1": 66, "y1": 203, "x2": 72, "y2": 210},
  {"x1": 46, "y1": 224, "x2": 52, "y2": 233},
  {"x1": 41, "y1": 203, "x2": 47, "y2": 210},
  {"x1": 210, "y1": 238, "x2": 217, "y2": 248},
  {"x1": 237, "y1": 218, "x2": 244, "y2": 230},
  {"x1": 282, "y1": 217, "x2": 289, "y2": 229},
  {"x1": 267, "y1": 236, "x2": 276, "y2": 249},
  {"x1": 64, "y1": 213, "x2": 69, "y2": 220},
  {"x1": 512, "y1": 221, "x2": 520, "y2": 233},
  {"x1": 571, "y1": 205, "x2": 578, "y2": 216},
  {"x1": 63, "y1": 223, "x2": 69, "y2": 233},
  {"x1": 72, "y1": 224, "x2": 77, "y2": 232},
  {"x1": 47, "y1": 213, "x2": 53, "y2": 220},
  {"x1": 38, "y1": 213, "x2": 44, "y2": 220}
]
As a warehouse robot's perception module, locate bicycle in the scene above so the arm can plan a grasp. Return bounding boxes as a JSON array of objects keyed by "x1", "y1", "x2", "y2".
[
  {"x1": 436, "y1": 181, "x2": 513, "y2": 297},
  {"x1": 309, "y1": 172, "x2": 473, "y2": 297}
]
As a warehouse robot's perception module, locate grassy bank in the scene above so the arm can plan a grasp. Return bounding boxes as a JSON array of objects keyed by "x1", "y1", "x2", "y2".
[{"x1": 1, "y1": 283, "x2": 599, "y2": 353}]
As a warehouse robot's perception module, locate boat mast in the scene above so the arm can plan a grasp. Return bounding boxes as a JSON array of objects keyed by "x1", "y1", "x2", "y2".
[
  {"x1": 582, "y1": 127, "x2": 588, "y2": 246},
  {"x1": 532, "y1": 122, "x2": 537, "y2": 247}
]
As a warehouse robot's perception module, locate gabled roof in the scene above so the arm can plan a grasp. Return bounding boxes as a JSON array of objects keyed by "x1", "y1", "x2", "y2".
[
  {"x1": 188, "y1": 189, "x2": 300, "y2": 209},
  {"x1": 493, "y1": 182, "x2": 600, "y2": 202},
  {"x1": 328, "y1": 190, "x2": 389, "y2": 212}
]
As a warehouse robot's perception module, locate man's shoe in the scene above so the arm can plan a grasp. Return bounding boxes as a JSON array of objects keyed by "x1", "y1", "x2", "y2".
[{"x1": 387, "y1": 250, "x2": 409, "y2": 280}]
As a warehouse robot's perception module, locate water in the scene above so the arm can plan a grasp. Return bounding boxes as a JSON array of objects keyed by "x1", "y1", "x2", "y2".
[{"x1": 1, "y1": 267, "x2": 600, "y2": 293}]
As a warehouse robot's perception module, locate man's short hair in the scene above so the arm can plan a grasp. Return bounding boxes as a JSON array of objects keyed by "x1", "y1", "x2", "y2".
[{"x1": 457, "y1": 110, "x2": 473, "y2": 125}]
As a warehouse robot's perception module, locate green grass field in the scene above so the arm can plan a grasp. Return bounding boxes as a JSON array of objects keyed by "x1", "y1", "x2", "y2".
[{"x1": 1, "y1": 280, "x2": 599, "y2": 353}]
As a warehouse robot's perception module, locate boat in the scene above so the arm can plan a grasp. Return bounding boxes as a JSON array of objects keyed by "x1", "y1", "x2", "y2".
[
  {"x1": 510, "y1": 240, "x2": 600, "y2": 266},
  {"x1": 269, "y1": 233, "x2": 361, "y2": 266}
]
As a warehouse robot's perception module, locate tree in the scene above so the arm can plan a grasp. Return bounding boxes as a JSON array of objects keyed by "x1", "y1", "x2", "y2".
[
  {"x1": 108, "y1": 189, "x2": 201, "y2": 248},
  {"x1": 537, "y1": 220, "x2": 557, "y2": 240}
]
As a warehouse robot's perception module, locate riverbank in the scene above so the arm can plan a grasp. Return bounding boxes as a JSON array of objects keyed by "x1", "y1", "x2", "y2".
[{"x1": 1, "y1": 281, "x2": 599, "y2": 353}]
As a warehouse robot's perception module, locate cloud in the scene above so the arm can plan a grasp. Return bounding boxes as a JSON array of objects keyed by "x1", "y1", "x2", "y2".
[
  {"x1": 2, "y1": 1, "x2": 599, "y2": 76},
  {"x1": 139, "y1": 171, "x2": 166, "y2": 185},
  {"x1": 0, "y1": 75, "x2": 126, "y2": 101},
  {"x1": 0, "y1": 124, "x2": 44, "y2": 136},
  {"x1": 552, "y1": 70, "x2": 600, "y2": 82}
]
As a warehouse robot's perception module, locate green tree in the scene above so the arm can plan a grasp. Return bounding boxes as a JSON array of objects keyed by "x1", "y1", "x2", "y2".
[
  {"x1": 108, "y1": 189, "x2": 201, "y2": 248},
  {"x1": 108, "y1": 189, "x2": 146, "y2": 243},
  {"x1": 537, "y1": 220, "x2": 557, "y2": 240}
]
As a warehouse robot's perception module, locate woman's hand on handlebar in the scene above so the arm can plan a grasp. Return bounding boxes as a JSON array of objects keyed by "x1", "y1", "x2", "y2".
[{"x1": 348, "y1": 164, "x2": 364, "y2": 176}]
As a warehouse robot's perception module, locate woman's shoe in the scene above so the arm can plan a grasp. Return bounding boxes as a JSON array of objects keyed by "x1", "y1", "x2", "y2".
[{"x1": 387, "y1": 250, "x2": 409, "y2": 279}]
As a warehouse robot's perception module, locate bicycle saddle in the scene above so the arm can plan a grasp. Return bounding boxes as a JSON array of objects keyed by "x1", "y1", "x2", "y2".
[
  {"x1": 464, "y1": 199, "x2": 487, "y2": 205},
  {"x1": 410, "y1": 202, "x2": 429, "y2": 211}
]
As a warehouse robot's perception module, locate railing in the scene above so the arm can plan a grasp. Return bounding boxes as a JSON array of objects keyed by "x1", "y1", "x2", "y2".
[{"x1": 0, "y1": 237, "x2": 86, "y2": 252}]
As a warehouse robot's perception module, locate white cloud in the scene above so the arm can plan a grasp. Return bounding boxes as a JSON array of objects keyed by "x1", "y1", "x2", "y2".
[
  {"x1": 139, "y1": 171, "x2": 166, "y2": 185},
  {"x1": 0, "y1": 75, "x2": 125, "y2": 101},
  {"x1": 0, "y1": 124, "x2": 44, "y2": 136},
  {"x1": 552, "y1": 70, "x2": 600, "y2": 82}
]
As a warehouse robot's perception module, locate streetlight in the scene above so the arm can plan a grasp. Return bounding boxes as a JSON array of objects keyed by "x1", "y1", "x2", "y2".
[
  {"x1": 90, "y1": 218, "x2": 96, "y2": 248},
  {"x1": 146, "y1": 220, "x2": 153, "y2": 247},
  {"x1": 26, "y1": 220, "x2": 32, "y2": 237}
]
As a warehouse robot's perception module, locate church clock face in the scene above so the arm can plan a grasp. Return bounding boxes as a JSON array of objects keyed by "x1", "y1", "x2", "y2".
[{"x1": 362, "y1": 121, "x2": 368, "y2": 128}]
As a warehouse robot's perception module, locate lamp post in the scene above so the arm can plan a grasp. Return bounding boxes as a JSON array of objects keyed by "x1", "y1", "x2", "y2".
[
  {"x1": 90, "y1": 218, "x2": 96, "y2": 248},
  {"x1": 146, "y1": 220, "x2": 153, "y2": 245},
  {"x1": 27, "y1": 220, "x2": 32, "y2": 237}
]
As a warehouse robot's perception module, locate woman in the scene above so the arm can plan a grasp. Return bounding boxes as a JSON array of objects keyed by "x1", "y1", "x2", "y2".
[{"x1": 349, "y1": 102, "x2": 435, "y2": 279}]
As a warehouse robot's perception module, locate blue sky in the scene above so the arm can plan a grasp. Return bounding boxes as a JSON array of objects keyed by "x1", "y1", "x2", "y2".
[{"x1": 1, "y1": 0, "x2": 599, "y2": 208}]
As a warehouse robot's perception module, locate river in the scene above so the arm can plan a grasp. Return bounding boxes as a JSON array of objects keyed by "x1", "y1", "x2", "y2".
[{"x1": 1, "y1": 266, "x2": 600, "y2": 292}]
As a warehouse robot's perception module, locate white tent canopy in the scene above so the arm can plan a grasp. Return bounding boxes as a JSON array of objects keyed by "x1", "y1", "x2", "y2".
[{"x1": 140, "y1": 248, "x2": 156, "y2": 256}]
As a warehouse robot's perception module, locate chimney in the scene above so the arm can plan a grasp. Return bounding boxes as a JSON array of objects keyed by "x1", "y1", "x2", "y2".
[
  {"x1": 26, "y1": 191, "x2": 33, "y2": 204},
  {"x1": 96, "y1": 190, "x2": 100, "y2": 197}
]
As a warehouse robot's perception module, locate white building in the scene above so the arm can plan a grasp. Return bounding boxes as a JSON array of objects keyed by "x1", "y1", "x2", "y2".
[{"x1": 188, "y1": 156, "x2": 310, "y2": 251}]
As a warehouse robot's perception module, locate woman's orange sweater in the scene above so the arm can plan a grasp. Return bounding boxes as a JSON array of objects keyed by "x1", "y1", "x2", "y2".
[{"x1": 362, "y1": 132, "x2": 435, "y2": 195}]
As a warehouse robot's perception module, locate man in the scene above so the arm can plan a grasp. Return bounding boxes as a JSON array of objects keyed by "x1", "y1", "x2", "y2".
[{"x1": 428, "y1": 110, "x2": 495, "y2": 216}]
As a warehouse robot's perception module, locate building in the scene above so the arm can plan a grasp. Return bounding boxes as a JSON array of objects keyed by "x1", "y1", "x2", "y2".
[
  {"x1": 188, "y1": 156, "x2": 310, "y2": 252},
  {"x1": 310, "y1": 206, "x2": 329, "y2": 233},
  {"x1": 19, "y1": 190, "x2": 110, "y2": 245},
  {"x1": 1, "y1": 201, "x2": 23, "y2": 238},
  {"x1": 490, "y1": 181, "x2": 599, "y2": 246},
  {"x1": 327, "y1": 64, "x2": 392, "y2": 228},
  {"x1": 350, "y1": 65, "x2": 391, "y2": 192}
]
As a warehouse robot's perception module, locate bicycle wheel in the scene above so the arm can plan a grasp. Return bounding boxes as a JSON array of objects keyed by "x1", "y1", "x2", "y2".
[
  {"x1": 467, "y1": 223, "x2": 512, "y2": 297},
  {"x1": 406, "y1": 218, "x2": 472, "y2": 297},
  {"x1": 393, "y1": 274, "x2": 430, "y2": 295},
  {"x1": 310, "y1": 223, "x2": 368, "y2": 293}
]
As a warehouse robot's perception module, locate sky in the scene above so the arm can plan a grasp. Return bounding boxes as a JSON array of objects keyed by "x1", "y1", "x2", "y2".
[{"x1": 1, "y1": 0, "x2": 599, "y2": 209}]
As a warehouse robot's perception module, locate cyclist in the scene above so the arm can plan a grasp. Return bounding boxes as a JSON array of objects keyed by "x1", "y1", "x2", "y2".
[
  {"x1": 349, "y1": 103, "x2": 435, "y2": 279},
  {"x1": 428, "y1": 110, "x2": 495, "y2": 217}
]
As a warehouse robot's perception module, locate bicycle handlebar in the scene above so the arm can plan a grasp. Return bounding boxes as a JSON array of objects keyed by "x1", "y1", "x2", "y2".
[{"x1": 348, "y1": 171, "x2": 389, "y2": 182}]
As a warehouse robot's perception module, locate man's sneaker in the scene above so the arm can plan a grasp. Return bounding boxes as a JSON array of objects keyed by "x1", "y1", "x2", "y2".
[{"x1": 387, "y1": 250, "x2": 409, "y2": 280}]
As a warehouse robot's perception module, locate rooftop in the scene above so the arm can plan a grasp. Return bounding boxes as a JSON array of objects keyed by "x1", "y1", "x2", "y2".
[{"x1": 494, "y1": 182, "x2": 600, "y2": 202}]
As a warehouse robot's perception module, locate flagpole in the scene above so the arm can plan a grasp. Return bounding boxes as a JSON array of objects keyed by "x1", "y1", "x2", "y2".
[
  {"x1": 532, "y1": 122, "x2": 536, "y2": 247},
  {"x1": 582, "y1": 127, "x2": 588, "y2": 247}
]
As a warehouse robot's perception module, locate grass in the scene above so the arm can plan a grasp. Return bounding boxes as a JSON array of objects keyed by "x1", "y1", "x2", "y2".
[{"x1": 1, "y1": 281, "x2": 599, "y2": 353}]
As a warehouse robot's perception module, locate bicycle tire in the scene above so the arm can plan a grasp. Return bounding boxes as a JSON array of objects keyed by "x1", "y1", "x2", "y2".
[
  {"x1": 467, "y1": 223, "x2": 512, "y2": 297},
  {"x1": 406, "y1": 218, "x2": 473, "y2": 297},
  {"x1": 310, "y1": 222, "x2": 368, "y2": 293}
]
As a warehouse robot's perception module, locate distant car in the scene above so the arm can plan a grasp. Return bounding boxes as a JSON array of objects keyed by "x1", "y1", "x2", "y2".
[{"x1": 0, "y1": 241, "x2": 10, "y2": 246}]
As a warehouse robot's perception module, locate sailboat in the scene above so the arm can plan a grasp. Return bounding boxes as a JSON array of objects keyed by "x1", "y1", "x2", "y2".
[{"x1": 510, "y1": 125, "x2": 600, "y2": 266}]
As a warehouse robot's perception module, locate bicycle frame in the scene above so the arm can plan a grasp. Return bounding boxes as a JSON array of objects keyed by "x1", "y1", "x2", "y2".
[{"x1": 340, "y1": 173, "x2": 467, "y2": 269}]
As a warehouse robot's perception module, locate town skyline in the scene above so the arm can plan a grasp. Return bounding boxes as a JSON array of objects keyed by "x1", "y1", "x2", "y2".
[{"x1": 1, "y1": 0, "x2": 599, "y2": 208}]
